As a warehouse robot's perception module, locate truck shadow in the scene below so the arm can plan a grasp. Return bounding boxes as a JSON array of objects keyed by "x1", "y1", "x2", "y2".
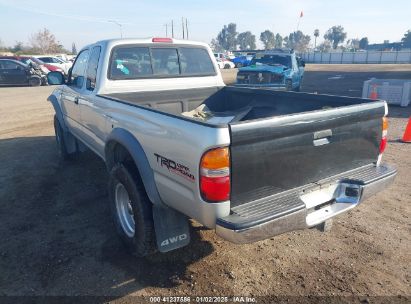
[{"x1": 0, "y1": 136, "x2": 214, "y2": 297}]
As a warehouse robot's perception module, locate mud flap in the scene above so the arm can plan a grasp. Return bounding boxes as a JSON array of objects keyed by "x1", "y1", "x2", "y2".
[{"x1": 152, "y1": 205, "x2": 191, "y2": 252}]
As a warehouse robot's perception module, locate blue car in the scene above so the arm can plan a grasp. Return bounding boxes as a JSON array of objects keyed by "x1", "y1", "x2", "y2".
[
  {"x1": 231, "y1": 55, "x2": 253, "y2": 68},
  {"x1": 235, "y1": 50, "x2": 305, "y2": 91}
]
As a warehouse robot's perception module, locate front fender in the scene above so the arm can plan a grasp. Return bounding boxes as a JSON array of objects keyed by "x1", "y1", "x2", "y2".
[{"x1": 47, "y1": 93, "x2": 67, "y2": 131}]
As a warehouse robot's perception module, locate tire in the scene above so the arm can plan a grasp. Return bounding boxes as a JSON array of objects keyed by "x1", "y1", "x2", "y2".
[
  {"x1": 224, "y1": 63, "x2": 231, "y2": 69},
  {"x1": 108, "y1": 163, "x2": 156, "y2": 257},
  {"x1": 29, "y1": 76, "x2": 41, "y2": 87},
  {"x1": 54, "y1": 115, "x2": 72, "y2": 160},
  {"x1": 286, "y1": 79, "x2": 293, "y2": 91},
  {"x1": 236, "y1": 63, "x2": 243, "y2": 68}
]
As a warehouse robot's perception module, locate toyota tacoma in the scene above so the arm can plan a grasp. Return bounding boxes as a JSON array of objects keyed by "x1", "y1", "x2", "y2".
[{"x1": 46, "y1": 38, "x2": 396, "y2": 256}]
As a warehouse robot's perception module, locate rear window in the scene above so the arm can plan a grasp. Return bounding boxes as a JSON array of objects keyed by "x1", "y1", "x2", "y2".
[{"x1": 109, "y1": 45, "x2": 215, "y2": 80}]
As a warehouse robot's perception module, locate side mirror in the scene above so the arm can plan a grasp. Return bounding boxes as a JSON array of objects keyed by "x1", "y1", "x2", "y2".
[
  {"x1": 301, "y1": 60, "x2": 306, "y2": 67},
  {"x1": 47, "y1": 71, "x2": 65, "y2": 85}
]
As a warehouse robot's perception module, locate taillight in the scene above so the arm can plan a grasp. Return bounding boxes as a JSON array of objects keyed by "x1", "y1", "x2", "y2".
[
  {"x1": 200, "y1": 147, "x2": 230, "y2": 202},
  {"x1": 379, "y1": 137, "x2": 387, "y2": 154},
  {"x1": 377, "y1": 116, "x2": 388, "y2": 165}
]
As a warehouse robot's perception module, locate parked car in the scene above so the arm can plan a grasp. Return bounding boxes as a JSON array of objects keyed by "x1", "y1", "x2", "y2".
[
  {"x1": 24, "y1": 57, "x2": 65, "y2": 74},
  {"x1": 36, "y1": 56, "x2": 72, "y2": 74},
  {"x1": 232, "y1": 55, "x2": 253, "y2": 68},
  {"x1": 216, "y1": 58, "x2": 235, "y2": 69},
  {"x1": 215, "y1": 58, "x2": 225, "y2": 69},
  {"x1": 236, "y1": 49, "x2": 305, "y2": 91},
  {"x1": 0, "y1": 56, "x2": 51, "y2": 75},
  {"x1": 0, "y1": 59, "x2": 45, "y2": 86},
  {"x1": 46, "y1": 37, "x2": 396, "y2": 257},
  {"x1": 214, "y1": 52, "x2": 228, "y2": 60}
]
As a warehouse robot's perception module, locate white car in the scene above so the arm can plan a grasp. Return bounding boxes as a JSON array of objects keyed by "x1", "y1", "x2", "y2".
[
  {"x1": 36, "y1": 56, "x2": 72, "y2": 74},
  {"x1": 216, "y1": 58, "x2": 235, "y2": 69}
]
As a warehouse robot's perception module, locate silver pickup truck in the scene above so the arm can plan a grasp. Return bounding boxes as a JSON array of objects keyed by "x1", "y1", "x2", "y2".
[{"x1": 47, "y1": 38, "x2": 396, "y2": 257}]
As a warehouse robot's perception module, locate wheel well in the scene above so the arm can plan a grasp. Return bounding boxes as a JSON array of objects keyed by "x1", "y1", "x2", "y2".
[{"x1": 106, "y1": 141, "x2": 136, "y2": 173}]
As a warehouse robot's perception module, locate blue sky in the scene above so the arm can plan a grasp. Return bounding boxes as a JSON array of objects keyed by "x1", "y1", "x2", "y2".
[{"x1": 0, "y1": 0, "x2": 410, "y2": 50}]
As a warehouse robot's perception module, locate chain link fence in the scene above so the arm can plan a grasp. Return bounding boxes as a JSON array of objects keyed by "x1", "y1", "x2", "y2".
[{"x1": 300, "y1": 51, "x2": 411, "y2": 64}]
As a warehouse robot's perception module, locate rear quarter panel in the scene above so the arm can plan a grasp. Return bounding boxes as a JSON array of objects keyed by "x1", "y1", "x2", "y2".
[{"x1": 100, "y1": 97, "x2": 231, "y2": 227}]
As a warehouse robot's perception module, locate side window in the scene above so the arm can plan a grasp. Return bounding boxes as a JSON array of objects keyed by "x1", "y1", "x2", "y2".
[
  {"x1": 86, "y1": 46, "x2": 101, "y2": 91},
  {"x1": 3, "y1": 61, "x2": 21, "y2": 69},
  {"x1": 69, "y1": 50, "x2": 89, "y2": 89},
  {"x1": 151, "y1": 48, "x2": 179, "y2": 75}
]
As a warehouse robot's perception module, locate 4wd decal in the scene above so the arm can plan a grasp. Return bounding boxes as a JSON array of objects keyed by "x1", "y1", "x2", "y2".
[{"x1": 154, "y1": 153, "x2": 195, "y2": 182}]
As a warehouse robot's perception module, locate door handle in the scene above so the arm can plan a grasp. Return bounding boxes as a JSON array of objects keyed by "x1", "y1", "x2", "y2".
[{"x1": 74, "y1": 97, "x2": 79, "y2": 105}]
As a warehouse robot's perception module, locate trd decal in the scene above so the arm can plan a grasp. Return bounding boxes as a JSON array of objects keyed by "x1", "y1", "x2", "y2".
[{"x1": 154, "y1": 153, "x2": 195, "y2": 182}]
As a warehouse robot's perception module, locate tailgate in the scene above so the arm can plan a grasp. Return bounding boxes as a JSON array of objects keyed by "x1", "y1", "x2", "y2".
[{"x1": 229, "y1": 102, "x2": 385, "y2": 207}]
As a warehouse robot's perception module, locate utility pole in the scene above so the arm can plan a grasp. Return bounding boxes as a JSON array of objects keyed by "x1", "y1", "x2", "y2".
[
  {"x1": 182, "y1": 17, "x2": 185, "y2": 39},
  {"x1": 171, "y1": 20, "x2": 174, "y2": 38},
  {"x1": 185, "y1": 18, "x2": 189, "y2": 40},
  {"x1": 108, "y1": 20, "x2": 123, "y2": 38},
  {"x1": 164, "y1": 23, "x2": 168, "y2": 37}
]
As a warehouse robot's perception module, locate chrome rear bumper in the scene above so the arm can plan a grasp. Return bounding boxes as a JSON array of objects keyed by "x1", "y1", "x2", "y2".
[{"x1": 216, "y1": 164, "x2": 396, "y2": 244}]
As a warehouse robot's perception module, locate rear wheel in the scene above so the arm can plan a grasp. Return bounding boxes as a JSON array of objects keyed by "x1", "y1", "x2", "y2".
[
  {"x1": 108, "y1": 163, "x2": 156, "y2": 257},
  {"x1": 29, "y1": 76, "x2": 41, "y2": 87},
  {"x1": 236, "y1": 63, "x2": 243, "y2": 68},
  {"x1": 224, "y1": 63, "x2": 231, "y2": 69}
]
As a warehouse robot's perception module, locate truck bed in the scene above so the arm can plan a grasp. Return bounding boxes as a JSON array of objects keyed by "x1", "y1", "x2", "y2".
[
  {"x1": 101, "y1": 86, "x2": 386, "y2": 208},
  {"x1": 101, "y1": 86, "x2": 379, "y2": 124}
]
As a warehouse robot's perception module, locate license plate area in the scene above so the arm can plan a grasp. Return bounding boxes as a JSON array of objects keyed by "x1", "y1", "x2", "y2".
[{"x1": 301, "y1": 182, "x2": 363, "y2": 227}]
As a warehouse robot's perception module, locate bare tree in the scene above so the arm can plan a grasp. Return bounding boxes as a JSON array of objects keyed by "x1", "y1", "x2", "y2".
[{"x1": 29, "y1": 28, "x2": 61, "y2": 54}]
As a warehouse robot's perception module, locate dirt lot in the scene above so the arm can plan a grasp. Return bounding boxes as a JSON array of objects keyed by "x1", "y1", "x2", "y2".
[{"x1": 0, "y1": 65, "x2": 410, "y2": 302}]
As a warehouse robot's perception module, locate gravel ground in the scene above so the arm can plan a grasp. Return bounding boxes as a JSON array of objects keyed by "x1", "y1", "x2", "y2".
[{"x1": 0, "y1": 65, "x2": 410, "y2": 303}]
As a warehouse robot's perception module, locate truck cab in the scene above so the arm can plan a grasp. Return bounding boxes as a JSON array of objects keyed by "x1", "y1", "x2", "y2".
[{"x1": 236, "y1": 49, "x2": 304, "y2": 91}]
